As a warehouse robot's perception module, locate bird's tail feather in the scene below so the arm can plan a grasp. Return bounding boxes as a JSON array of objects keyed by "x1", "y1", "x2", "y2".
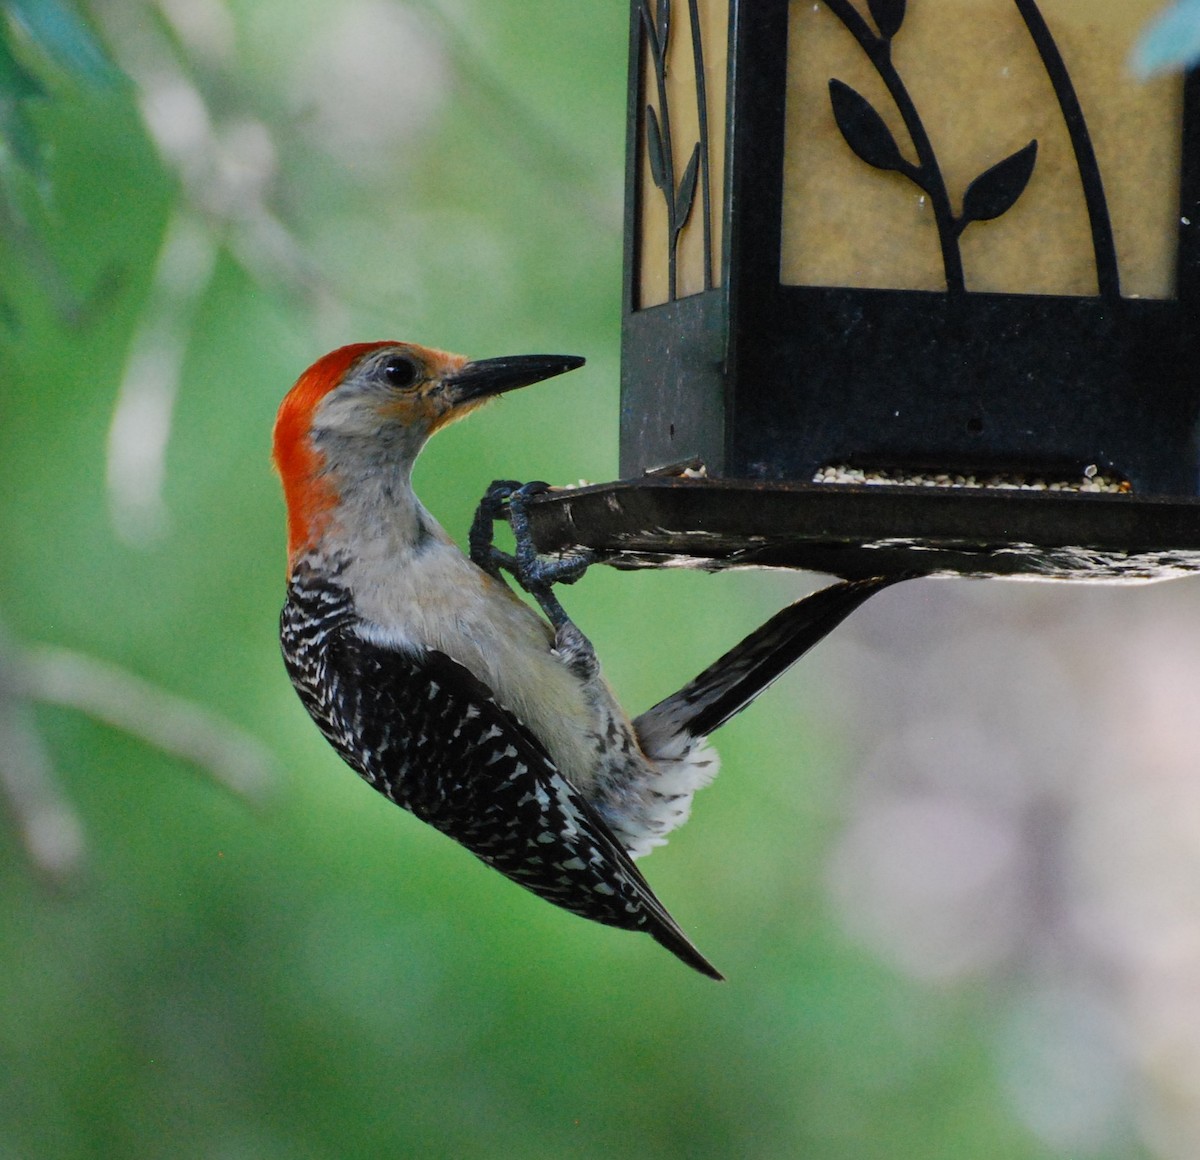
[
  {"x1": 650, "y1": 919, "x2": 725, "y2": 981},
  {"x1": 635, "y1": 576, "x2": 903, "y2": 745}
]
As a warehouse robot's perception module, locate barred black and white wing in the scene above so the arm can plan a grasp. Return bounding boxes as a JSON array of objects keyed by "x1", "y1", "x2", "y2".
[{"x1": 281, "y1": 576, "x2": 721, "y2": 979}]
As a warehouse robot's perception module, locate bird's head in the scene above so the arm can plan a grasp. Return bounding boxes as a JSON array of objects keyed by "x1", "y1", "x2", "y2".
[{"x1": 272, "y1": 341, "x2": 584, "y2": 560}]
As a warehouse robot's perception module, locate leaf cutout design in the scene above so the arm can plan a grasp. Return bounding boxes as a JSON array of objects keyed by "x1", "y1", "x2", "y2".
[
  {"x1": 960, "y1": 139, "x2": 1038, "y2": 225},
  {"x1": 646, "y1": 104, "x2": 668, "y2": 193},
  {"x1": 868, "y1": 0, "x2": 906, "y2": 40},
  {"x1": 639, "y1": 0, "x2": 660, "y2": 63},
  {"x1": 828, "y1": 79, "x2": 906, "y2": 173},
  {"x1": 675, "y1": 142, "x2": 700, "y2": 233},
  {"x1": 657, "y1": 0, "x2": 670, "y2": 59}
]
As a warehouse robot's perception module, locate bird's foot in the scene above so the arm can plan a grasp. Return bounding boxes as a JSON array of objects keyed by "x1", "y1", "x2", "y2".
[
  {"x1": 469, "y1": 479, "x2": 522, "y2": 581},
  {"x1": 506, "y1": 482, "x2": 595, "y2": 629},
  {"x1": 551, "y1": 619, "x2": 600, "y2": 682},
  {"x1": 471, "y1": 480, "x2": 595, "y2": 630}
]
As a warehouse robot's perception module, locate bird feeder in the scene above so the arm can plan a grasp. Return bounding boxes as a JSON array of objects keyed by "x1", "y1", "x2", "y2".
[{"x1": 527, "y1": 0, "x2": 1200, "y2": 581}]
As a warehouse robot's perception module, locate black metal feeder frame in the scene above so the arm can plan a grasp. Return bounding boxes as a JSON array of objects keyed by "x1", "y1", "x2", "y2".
[{"x1": 526, "y1": 0, "x2": 1200, "y2": 582}]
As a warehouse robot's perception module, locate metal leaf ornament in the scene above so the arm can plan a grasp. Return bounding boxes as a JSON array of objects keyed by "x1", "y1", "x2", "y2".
[
  {"x1": 657, "y1": 0, "x2": 670, "y2": 58},
  {"x1": 829, "y1": 79, "x2": 908, "y2": 173},
  {"x1": 646, "y1": 103, "x2": 668, "y2": 193},
  {"x1": 959, "y1": 139, "x2": 1039, "y2": 228},
  {"x1": 867, "y1": 0, "x2": 906, "y2": 40},
  {"x1": 675, "y1": 143, "x2": 700, "y2": 235}
]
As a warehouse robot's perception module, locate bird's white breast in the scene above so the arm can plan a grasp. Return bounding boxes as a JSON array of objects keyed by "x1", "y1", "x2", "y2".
[{"x1": 343, "y1": 513, "x2": 609, "y2": 786}]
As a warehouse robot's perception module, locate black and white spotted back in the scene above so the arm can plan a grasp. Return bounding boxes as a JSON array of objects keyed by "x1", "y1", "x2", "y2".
[{"x1": 280, "y1": 562, "x2": 720, "y2": 978}]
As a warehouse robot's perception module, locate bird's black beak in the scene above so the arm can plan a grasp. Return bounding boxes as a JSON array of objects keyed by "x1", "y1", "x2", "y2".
[{"x1": 445, "y1": 354, "x2": 585, "y2": 404}]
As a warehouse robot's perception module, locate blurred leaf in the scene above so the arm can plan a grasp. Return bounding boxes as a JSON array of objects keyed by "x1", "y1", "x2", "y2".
[
  {"x1": 5, "y1": 0, "x2": 117, "y2": 87},
  {"x1": 0, "y1": 0, "x2": 119, "y2": 186},
  {"x1": 675, "y1": 140, "x2": 698, "y2": 234},
  {"x1": 959, "y1": 139, "x2": 1038, "y2": 227},
  {"x1": 1132, "y1": 0, "x2": 1200, "y2": 76},
  {"x1": 646, "y1": 102, "x2": 667, "y2": 193},
  {"x1": 868, "y1": 0, "x2": 906, "y2": 40},
  {"x1": 0, "y1": 97, "x2": 43, "y2": 176},
  {"x1": 0, "y1": 19, "x2": 44, "y2": 99},
  {"x1": 656, "y1": 0, "x2": 669, "y2": 59},
  {"x1": 828, "y1": 78, "x2": 907, "y2": 173}
]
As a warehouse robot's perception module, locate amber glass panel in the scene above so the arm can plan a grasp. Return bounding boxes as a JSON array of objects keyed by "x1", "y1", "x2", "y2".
[
  {"x1": 780, "y1": 0, "x2": 1182, "y2": 298},
  {"x1": 637, "y1": 0, "x2": 729, "y2": 308}
]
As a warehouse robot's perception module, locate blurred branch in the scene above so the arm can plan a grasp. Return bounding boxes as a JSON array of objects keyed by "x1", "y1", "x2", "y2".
[
  {"x1": 423, "y1": 0, "x2": 620, "y2": 230},
  {"x1": 106, "y1": 207, "x2": 216, "y2": 544},
  {"x1": 0, "y1": 625, "x2": 277, "y2": 883},
  {"x1": 86, "y1": 0, "x2": 338, "y2": 540},
  {"x1": 0, "y1": 639, "x2": 85, "y2": 884},
  {"x1": 24, "y1": 645, "x2": 276, "y2": 802},
  {"x1": 93, "y1": 0, "x2": 327, "y2": 299}
]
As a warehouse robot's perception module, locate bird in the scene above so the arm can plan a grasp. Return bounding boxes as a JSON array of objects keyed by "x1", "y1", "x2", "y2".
[{"x1": 273, "y1": 340, "x2": 898, "y2": 979}]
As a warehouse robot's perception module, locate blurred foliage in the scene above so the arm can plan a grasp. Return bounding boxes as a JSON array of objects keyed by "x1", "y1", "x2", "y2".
[
  {"x1": 0, "y1": 1, "x2": 1182, "y2": 1158},
  {"x1": 0, "y1": 0, "x2": 116, "y2": 178},
  {"x1": 1133, "y1": 0, "x2": 1200, "y2": 75}
]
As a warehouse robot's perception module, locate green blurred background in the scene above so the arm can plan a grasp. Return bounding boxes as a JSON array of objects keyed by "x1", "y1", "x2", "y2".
[{"x1": 3, "y1": 2, "x2": 1200, "y2": 1157}]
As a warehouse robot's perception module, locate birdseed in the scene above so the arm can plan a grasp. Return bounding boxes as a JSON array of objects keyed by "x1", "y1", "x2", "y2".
[{"x1": 812, "y1": 464, "x2": 1131, "y2": 493}]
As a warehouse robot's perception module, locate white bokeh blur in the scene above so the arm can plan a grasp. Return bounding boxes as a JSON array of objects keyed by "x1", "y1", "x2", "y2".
[{"x1": 824, "y1": 577, "x2": 1200, "y2": 1158}]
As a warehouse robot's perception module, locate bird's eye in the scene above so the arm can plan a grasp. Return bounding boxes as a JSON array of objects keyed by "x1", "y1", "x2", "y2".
[{"x1": 382, "y1": 356, "x2": 420, "y2": 389}]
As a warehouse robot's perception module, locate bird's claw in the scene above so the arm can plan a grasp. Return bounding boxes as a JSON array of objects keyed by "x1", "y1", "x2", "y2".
[
  {"x1": 507, "y1": 483, "x2": 595, "y2": 627},
  {"x1": 469, "y1": 479, "x2": 595, "y2": 628},
  {"x1": 469, "y1": 479, "x2": 523, "y2": 580},
  {"x1": 552, "y1": 620, "x2": 600, "y2": 681}
]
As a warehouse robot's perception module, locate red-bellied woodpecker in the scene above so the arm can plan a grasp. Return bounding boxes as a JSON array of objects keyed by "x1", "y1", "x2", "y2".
[{"x1": 273, "y1": 341, "x2": 896, "y2": 979}]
